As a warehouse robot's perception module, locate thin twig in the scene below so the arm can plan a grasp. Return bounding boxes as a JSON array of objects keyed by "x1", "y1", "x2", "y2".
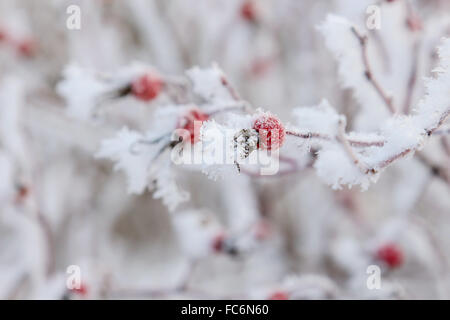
[
  {"x1": 433, "y1": 128, "x2": 450, "y2": 137},
  {"x1": 285, "y1": 130, "x2": 385, "y2": 147},
  {"x1": 403, "y1": 40, "x2": 420, "y2": 114},
  {"x1": 441, "y1": 136, "x2": 450, "y2": 157},
  {"x1": 351, "y1": 27, "x2": 396, "y2": 114},
  {"x1": 336, "y1": 119, "x2": 369, "y2": 173},
  {"x1": 416, "y1": 152, "x2": 450, "y2": 185},
  {"x1": 367, "y1": 109, "x2": 450, "y2": 174},
  {"x1": 239, "y1": 155, "x2": 309, "y2": 178},
  {"x1": 220, "y1": 74, "x2": 241, "y2": 101}
]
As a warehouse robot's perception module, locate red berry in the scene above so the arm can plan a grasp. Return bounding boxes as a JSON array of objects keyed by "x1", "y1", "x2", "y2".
[
  {"x1": 253, "y1": 113, "x2": 286, "y2": 150},
  {"x1": 376, "y1": 243, "x2": 404, "y2": 269},
  {"x1": 211, "y1": 233, "x2": 226, "y2": 253},
  {"x1": 268, "y1": 291, "x2": 289, "y2": 300},
  {"x1": 0, "y1": 30, "x2": 7, "y2": 42},
  {"x1": 240, "y1": 1, "x2": 258, "y2": 23},
  {"x1": 131, "y1": 73, "x2": 163, "y2": 101},
  {"x1": 15, "y1": 184, "x2": 29, "y2": 204},
  {"x1": 17, "y1": 39, "x2": 36, "y2": 58},
  {"x1": 71, "y1": 283, "x2": 88, "y2": 297},
  {"x1": 177, "y1": 107, "x2": 209, "y2": 144}
]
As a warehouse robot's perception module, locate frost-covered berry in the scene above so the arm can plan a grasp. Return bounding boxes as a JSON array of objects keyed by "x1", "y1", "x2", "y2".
[
  {"x1": 376, "y1": 243, "x2": 404, "y2": 268},
  {"x1": 131, "y1": 73, "x2": 163, "y2": 101},
  {"x1": 253, "y1": 113, "x2": 286, "y2": 150},
  {"x1": 268, "y1": 291, "x2": 289, "y2": 300},
  {"x1": 177, "y1": 107, "x2": 210, "y2": 144},
  {"x1": 240, "y1": 0, "x2": 258, "y2": 23}
]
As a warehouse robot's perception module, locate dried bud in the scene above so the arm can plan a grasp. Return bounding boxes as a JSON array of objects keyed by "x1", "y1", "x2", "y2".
[{"x1": 234, "y1": 128, "x2": 259, "y2": 160}]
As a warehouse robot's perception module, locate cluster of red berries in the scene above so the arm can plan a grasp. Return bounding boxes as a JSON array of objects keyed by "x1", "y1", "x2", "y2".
[
  {"x1": 172, "y1": 107, "x2": 286, "y2": 151},
  {"x1": 375, "y1": 243, "x2": 404, "y2": 269},
  {"x1": 252, "y1": 113, "x2": 286, "y2": 151},
  {"x1": 131, "y1": 73, "x2": 163, "y2": 102},
  {"x1": 176, "y1": 107, "x2": 210, "y2": 144},
  {"x1": 0, "y1": 28, "x2": 36, "y2": 58}
]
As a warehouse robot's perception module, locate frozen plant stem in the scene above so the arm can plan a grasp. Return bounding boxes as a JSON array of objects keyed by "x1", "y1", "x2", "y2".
[
  {"x1": 416, "y1": 152, "x2": 450, "y2": 185},
  {"x1": 351, "y1": 27, "x2": 396, "y2": 114},
  {"x1": 366, "y1": 108, "x2": 450, "y2": 174},
  {"x1": 285, "y1": 129, "x2": 385, "y2": 148},
  {"x1": 220, "y1": 75, "x2": 241, "y2": 101},
  {"x1": 336, "y1": 119, "x2": 369, "y2": 173},
  {"x1": 403, "y1": 40, "x2": 420, "y2": 114}
]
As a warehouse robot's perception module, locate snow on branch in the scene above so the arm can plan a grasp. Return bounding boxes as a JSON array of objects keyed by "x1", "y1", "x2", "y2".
[
  {"x1": 318, "y1": 14, "x2": 394, "y2": 128},
  {"x1": 87, "y1": 34, "x2": 450, "y2": 208}
]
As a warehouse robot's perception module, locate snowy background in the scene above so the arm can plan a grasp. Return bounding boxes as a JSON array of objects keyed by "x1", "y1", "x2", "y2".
[{"x1": 1, "y1": 0, "x2": 450, "y2": 299}]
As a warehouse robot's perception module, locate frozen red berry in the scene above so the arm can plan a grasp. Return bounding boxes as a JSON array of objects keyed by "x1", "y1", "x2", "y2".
[
  {"x1": 131, "y1": 73, "x2": 163, "y2": 101},
  {"x1": 211, "y1": 233, "x2": 226, "y2": 253},
  {"x1": 268, "y1": 291, "x2": 289, "y2": 300},
  {"x1": 17, "y1": 39, "x2": 36, "y2": 58},
  {"x1": 376, "y1": 243, "x2": 404, "y2": 269},
  {"x1": 71, "y1": 283, "x2": 88, "y2": 297},
  {"x1": 240, "y1": 1, "x2": 258, "y2": 23},
  {"x1": 177, "y1": 107, "x2": 209, "y2": 144},
  {"x1": 253, "y1": 113, "x2": 286, "y2": 150}
]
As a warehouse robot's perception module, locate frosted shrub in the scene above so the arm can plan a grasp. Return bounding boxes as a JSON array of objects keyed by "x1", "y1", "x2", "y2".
[{"x1": 2, "y1": 0, "x2": 450, "y2": 300}]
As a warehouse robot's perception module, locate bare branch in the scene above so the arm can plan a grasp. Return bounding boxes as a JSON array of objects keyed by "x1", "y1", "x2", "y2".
[
  {"x1": 403, "y1": 41, "x2": 420, "y2": 114},
  {"x1": 351, "y1": 27, "x2": 396, "y2": 114},
  {"x1": 286, "y1": 129, "x2": 385, "y2": 148},
  {"x1": 336, "y1": 119, "x2": 369, "y2": 173}
]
